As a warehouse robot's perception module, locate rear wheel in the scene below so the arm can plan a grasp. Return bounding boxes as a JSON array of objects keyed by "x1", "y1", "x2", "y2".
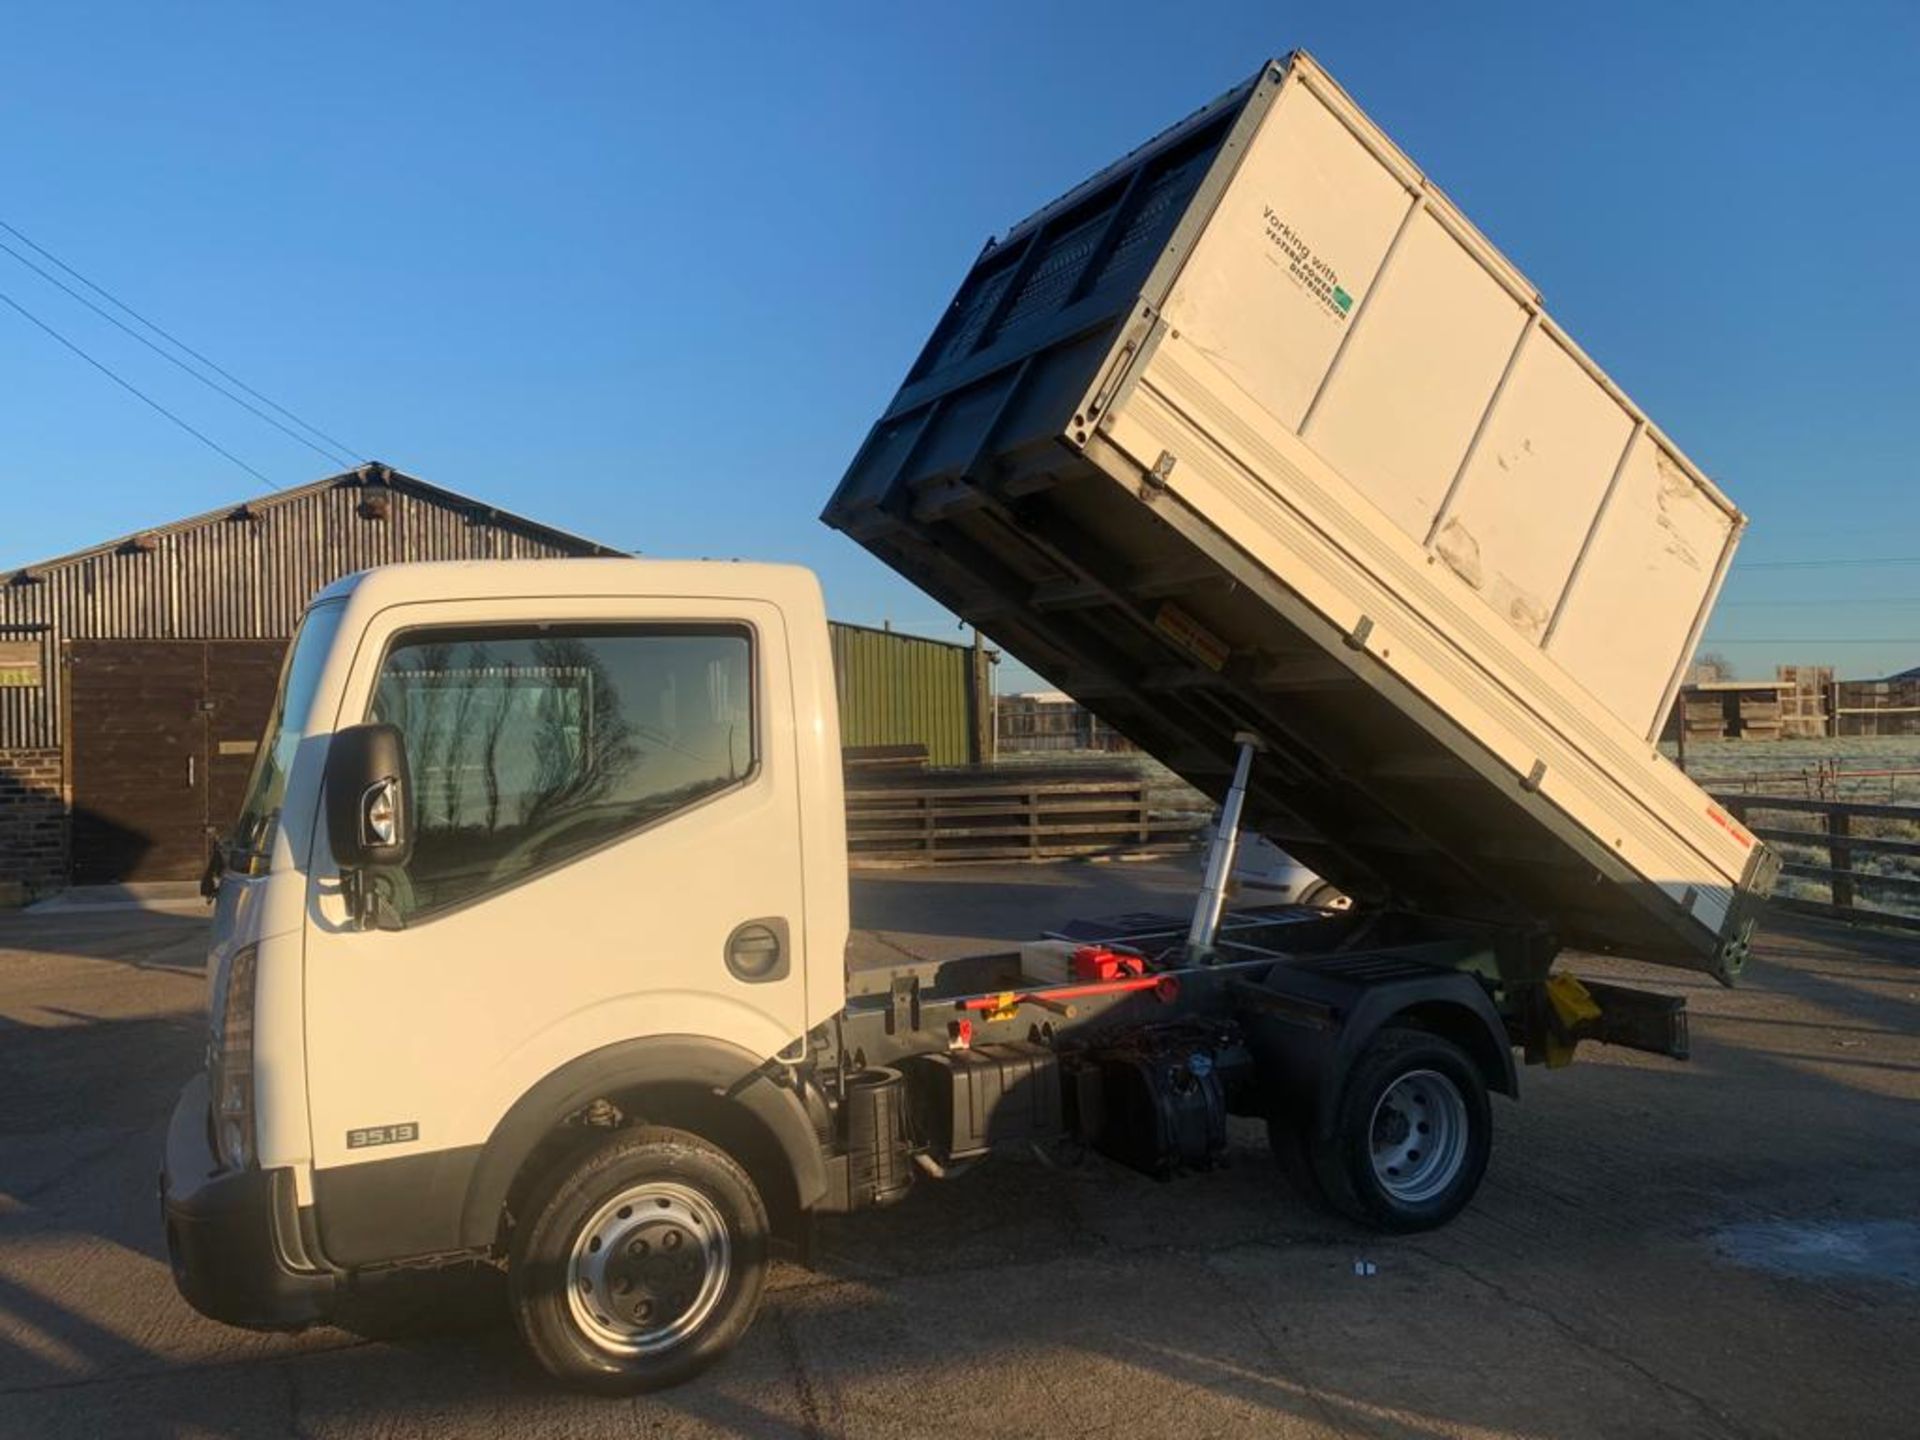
[
  {"x1": 509, "y1": 1126, "x2": 769, "y2": 1393},
  {"x1": 1308, "y1": 1026, "x2": 1491, "y2": 1232}
]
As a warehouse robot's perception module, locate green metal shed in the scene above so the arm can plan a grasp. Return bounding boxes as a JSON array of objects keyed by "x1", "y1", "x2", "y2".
[{"x1": 828, "y1": 622, "x2": 992, "y2": 766}]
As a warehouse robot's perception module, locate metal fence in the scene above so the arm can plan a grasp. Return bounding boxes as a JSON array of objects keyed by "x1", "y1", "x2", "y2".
[
  {"x1": 1715, "y1": 791, "x2": 1920, "y2": 934},
  {"x1": 847, "y1": 765, "x2": 1203, "y2": 863},
  {"x1": 995, "y1": 697, "x2": 1138, "y2": 754}
]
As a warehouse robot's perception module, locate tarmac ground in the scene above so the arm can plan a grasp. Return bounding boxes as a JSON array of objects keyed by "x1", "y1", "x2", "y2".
[{"x1": 2, "y1": 862, "x2": 1916, "y2": 1438}]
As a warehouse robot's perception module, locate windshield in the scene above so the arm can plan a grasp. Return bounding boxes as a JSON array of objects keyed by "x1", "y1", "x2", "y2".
[{"x1": 228, "y1": 600, "x2": 347, "y2": 865}]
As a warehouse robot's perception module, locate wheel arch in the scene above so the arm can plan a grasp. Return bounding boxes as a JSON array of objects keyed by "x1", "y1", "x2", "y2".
[
  {"x1": 461, "y1": 1035, "x2": 828, "y2": 1253},
  {"x1": 1240, "y1": 958, "x2": 1516, "y2": 1144},
  {"x1": 1386, "y1": 999, "x2": 1517, "y2": 1102}
]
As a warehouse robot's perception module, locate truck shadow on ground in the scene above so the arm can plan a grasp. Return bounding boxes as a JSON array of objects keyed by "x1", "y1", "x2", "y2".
[{"x1": 0, "y1": 907, "x2": 210, "y2": 974}]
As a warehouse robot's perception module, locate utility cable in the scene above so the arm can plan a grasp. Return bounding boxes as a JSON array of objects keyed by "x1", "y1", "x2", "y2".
[
  {"x1": 0, "y1": 217, "x2": 362, "y2": 465},
  {"x1": 1719, "y1": 597, "x2": 1920, "y2": 607},
  {"x1": 0, "y1": 282, "x2": 279, "y2": 490},
  {"x1": 0, "y1": 233, "x2": 356, "y2": 468},
  {"x1": 1734, "y1": 556, "x2": 1920, "y2": 570}
]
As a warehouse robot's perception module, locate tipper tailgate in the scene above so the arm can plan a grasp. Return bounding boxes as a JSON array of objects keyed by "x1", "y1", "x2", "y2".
[{"x1": 824, "y1": 53, "x2": 1776, "y2": 980}]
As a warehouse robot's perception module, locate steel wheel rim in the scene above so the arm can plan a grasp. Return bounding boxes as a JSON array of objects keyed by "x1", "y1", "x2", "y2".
[
  {"x1": 1368, "y1": 1068, "x2": 1468, "y2": 1204},
  {"x1": 565, "y1": 1181, "x2": 731, "y2": 1356}
]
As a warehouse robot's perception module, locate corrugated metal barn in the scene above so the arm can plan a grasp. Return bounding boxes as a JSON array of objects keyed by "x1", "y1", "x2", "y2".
[
  {"x1": 0, "y1": 464, "x2": 989, "y2": 894},
  {"x1": 0, "y1": 465, "x2": 619, "y2": 890}
]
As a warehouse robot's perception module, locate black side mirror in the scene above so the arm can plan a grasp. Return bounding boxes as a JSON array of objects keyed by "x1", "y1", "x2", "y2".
[{"x1": 325, "y1": 723, "x2": 415, "y2": 874}]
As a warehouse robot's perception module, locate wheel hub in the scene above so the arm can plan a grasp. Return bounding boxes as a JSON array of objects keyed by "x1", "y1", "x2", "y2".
[
  {"x1": 1368, "y1": 1068, "x2": 1468, "y2": 1205},
  {"x1": 566, "y1": 1182, "x2": 730, "y2": 1356}
]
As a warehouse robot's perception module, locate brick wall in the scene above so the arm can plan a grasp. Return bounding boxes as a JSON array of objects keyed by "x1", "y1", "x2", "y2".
[{"x1": 0, "y1": 749, "x2": 66, "y2": 899}]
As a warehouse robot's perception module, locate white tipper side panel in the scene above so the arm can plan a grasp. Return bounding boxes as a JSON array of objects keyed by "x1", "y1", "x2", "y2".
[
  {"x1": 1547, "y1": 435, "x2": 1738, "y2": 734},
  {"x1": 1436, "y1": 331, "x2": 1636, "y2": 646},
  {"x1": 1159, "y1": 79, "x2": 1408, "y2": 434},
  {"x1": 1101, "y1": 343, "x2": 1754, "y2": 925},
  {"x1": 1150, "y1": 58, "x2": 1739, "y2": 741},
  {"x1": 1099, "y1": 60, "x2": 1756, "y2": 923},
  {"x1": 1300, "y1": 207, "x2": 1528, "y2": 544}
]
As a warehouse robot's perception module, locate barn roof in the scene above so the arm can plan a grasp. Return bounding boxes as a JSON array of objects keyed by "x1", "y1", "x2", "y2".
[{"x1": 3, "y1": 462, "x2": 621, "y2": 583}]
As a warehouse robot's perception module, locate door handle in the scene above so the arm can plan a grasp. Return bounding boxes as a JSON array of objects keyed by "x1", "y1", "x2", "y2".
[{"x1": 187, "y1": 754, "x2": 196, "y2": 787}]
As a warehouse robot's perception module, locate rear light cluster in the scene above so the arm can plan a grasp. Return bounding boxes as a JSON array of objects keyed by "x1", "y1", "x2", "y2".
[{"x1": 210, "y1": 944, "x2": 259, "y2": 1170}]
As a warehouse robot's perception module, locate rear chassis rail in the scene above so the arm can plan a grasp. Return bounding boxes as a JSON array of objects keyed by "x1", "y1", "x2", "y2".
[
  {"x1": 798, "y1": 904, "x2": 1692, "y2": 1214},
  {"x1": 829, "y1": 906, "x2": 1523, "y2": 1064}
]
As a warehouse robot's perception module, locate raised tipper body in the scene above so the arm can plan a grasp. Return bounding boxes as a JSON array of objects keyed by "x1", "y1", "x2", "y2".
[{"x1": 826, "y1": 52, "x2": 1776, "y2": 980}]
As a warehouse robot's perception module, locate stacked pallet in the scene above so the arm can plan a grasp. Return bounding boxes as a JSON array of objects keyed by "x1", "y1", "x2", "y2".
[
  {"x1": 1835, "y1": 675, "x2": 1920, "y2": 737},
  {"x1": 1776, "y1": 665, "x2": 1833, "y2": 739},
  {"x1": 1682, "y1": 695, "x2": 1729, "y2": 742},
  {"x1": 1738, "y1": 696, "x2": 1784, "y2": 741}
]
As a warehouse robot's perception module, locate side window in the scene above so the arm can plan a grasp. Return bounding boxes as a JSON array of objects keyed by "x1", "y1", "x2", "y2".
[{"x1": 369, "y1": 625, "x2": 753, "y2": 920}]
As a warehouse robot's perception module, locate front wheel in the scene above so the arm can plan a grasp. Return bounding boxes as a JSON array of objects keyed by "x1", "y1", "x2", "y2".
[
  {"x1": 1309, "y1": 1026, "x2": 1491, "y2": 1232},
  {"x1": 509, "y1": 1126, "x2": 770, "y2": 1393}
]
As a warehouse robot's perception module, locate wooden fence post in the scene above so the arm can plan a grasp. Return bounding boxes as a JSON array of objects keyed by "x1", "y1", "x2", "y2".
[{"x1": 1827, "y1": 807, "x2": 1853, "y2": 911}]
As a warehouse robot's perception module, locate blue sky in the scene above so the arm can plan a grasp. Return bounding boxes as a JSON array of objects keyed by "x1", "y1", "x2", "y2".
[{"x1": 1, "y1": 2, "x2": 1915, "y2": 686}]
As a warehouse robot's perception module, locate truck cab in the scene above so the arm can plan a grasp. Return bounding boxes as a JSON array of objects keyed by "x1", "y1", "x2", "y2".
[{"x1": 164, "y1": 559, "x2": 851, "y2": 1387}]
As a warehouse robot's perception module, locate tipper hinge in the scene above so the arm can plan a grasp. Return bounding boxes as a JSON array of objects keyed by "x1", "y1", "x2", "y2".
[{"x1": 887, "y1": 974, "x2": 922, "y2": 1036}]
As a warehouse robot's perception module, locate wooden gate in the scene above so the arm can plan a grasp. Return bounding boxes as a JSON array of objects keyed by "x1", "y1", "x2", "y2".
[{"x1": 67, "y1": 640, "x2": 287, "y2": 882}]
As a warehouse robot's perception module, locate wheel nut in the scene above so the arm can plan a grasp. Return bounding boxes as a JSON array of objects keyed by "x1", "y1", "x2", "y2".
[{"x1": 663, "y1": 1231, "x2": 682, "y2": 1251}]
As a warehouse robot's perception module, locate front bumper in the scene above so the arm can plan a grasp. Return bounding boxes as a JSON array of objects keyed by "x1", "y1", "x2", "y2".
[{"x1": 160, "y1": 1073, "x2": 337, "y2": 1329}]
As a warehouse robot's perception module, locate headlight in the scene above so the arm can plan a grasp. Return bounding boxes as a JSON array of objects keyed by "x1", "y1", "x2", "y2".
[{"x1": 210, "y1": 944, "x2": 259, "y2": 1169}]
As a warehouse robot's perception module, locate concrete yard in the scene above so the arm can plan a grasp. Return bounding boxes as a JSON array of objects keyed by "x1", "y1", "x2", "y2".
[{"x1": 1, "y1": 864, "x2": 1916, "y2": 1438}]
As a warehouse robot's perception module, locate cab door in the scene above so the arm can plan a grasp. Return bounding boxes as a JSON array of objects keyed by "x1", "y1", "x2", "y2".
[{"x1": 300, "y1": 596, "x2": 810, "y2": 1261}]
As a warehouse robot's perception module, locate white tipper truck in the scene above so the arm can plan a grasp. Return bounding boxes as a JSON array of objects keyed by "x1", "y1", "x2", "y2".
[{"x1": 162, "y1": 54, "x2": 1776, "y2": 1393}]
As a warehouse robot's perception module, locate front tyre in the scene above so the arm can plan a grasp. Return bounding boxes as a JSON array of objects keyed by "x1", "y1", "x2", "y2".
[
  {"x1": 1310, "y1": 1026, "x2": 1491, "y2": 1233},
  {"x1": 510, "y1": 1126, "x2": 769, "y2": 1393}
]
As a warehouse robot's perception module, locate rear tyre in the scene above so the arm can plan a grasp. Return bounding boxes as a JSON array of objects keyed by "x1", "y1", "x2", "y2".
[
  {"x1": 1308, "y1": 1026, "x2": 1490, "y2": 1233},
  {"x1": 509, "y1": 1126, "x2": 769, "y2": 1394}
]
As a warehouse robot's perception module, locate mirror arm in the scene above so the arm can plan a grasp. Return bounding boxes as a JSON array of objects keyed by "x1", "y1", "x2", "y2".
[
  {"x1": 369, "y1": 879, "x2": 406, "y2": 931},
  {"x1": 342, "y1": 866, "x2": 406, "y2": 932}
]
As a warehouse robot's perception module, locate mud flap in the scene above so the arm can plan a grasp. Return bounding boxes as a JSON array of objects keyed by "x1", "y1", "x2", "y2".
[{"x1": 1525, "y1": 975, "x2": 1689, "y2": 1066}]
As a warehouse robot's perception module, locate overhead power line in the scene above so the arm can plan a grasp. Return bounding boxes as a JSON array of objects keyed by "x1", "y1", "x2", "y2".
[
  {"x1": 1719, "y1": 597, "x2": 1920, "y2": 608},
  {"x1": 0, "y1": 233, "x2": 356, "y2": 468},
  {"x1": 0, "y1": 283, "x2": 278, "y2": 490},
  {"x1": 0, "y1": 217, "x2": 363, "y2": 466},
  {"x1": 1733, "y1": 556, "x2": 1920, "y2": 570}
]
